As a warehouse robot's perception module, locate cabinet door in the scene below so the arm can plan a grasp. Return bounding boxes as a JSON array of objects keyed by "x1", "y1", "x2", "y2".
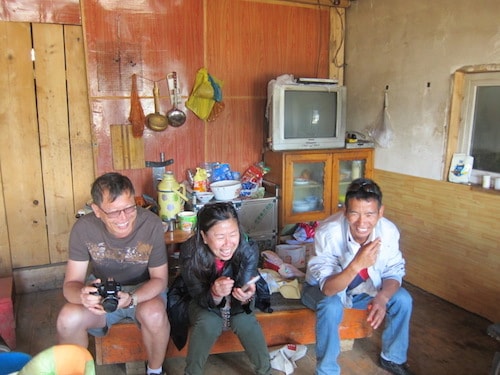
[
  {"x1": 284, "y1": 153, "x2": 333, "y2": 224},
  {"x1": 332, "y1": 149, "x2": 374, "y2": 212}
]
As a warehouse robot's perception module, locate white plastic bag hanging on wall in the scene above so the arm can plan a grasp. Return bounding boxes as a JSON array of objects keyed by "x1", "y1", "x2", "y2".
[{"x1": 367, "y1": 89, "x2": 394, "y2": 148}]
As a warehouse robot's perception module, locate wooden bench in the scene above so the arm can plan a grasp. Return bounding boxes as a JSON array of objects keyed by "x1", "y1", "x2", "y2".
[{"x1": 94, "y1": 307, "x2": 372, "y2": 366}]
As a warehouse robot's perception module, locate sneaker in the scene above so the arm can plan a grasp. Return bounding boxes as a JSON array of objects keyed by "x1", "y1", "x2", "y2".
[
  {"x1": 487, "y1": 323, "x2": 500, "y2": 341},
  {"x1": 379, "y1": 357, "x2": 414, "y2": 375}
]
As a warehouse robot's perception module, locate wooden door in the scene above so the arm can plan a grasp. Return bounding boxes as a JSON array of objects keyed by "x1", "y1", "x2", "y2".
[{"x1": 0, "y1": 21, "x2": 94, "y2": 274}]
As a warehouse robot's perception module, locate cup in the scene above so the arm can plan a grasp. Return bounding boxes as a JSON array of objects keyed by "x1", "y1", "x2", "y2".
[
  {"x1": 482, "y1": 175, "x2": 491, "y2": 189},
  {"x1": 177, "y1": 211, "x2": 197, "y2": 232},
  {"x1": 495, "y1": 178, "x2": 500, "y2": 190}
]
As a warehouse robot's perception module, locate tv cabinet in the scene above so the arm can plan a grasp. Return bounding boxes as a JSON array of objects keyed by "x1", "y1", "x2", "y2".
[{"x1": 263, "y1": 148, "x2": 374, "y2": 230}]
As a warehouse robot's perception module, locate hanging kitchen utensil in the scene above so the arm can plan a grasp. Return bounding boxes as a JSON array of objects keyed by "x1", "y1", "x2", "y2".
[
  {"x1": 166, "y1": 72, "x2": 187, "y2": 127},
  {"x1": 128, "y1": 74, "x2": 146, "y2": 138},
  {"x1": 146, "y1": 81, "x2": 169, "y2": 131}
]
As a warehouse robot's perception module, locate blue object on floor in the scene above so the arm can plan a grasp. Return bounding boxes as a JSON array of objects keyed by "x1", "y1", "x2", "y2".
[{"x1": 0, "y1": 352, "x2": 32, "y2": 375}]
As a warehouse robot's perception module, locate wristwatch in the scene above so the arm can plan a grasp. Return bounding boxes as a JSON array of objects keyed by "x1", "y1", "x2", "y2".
[{"x1": 128, "y1": 293, "x2": 138, "y2": 308}]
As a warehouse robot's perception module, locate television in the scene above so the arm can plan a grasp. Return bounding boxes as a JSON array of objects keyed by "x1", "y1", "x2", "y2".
[{"x1": 267, "y1": 82, "x2": 346, "y2": 151}]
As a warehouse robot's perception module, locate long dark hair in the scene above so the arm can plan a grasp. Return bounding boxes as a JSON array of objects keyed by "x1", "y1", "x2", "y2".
[{"x1": 188, "y1": 202, "x2": 245, "y2": 277}]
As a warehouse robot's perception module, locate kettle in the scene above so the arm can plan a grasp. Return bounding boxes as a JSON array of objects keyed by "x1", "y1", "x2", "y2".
[{"x1": 157, "y1": 171, "x2": 189, "y2": 221}]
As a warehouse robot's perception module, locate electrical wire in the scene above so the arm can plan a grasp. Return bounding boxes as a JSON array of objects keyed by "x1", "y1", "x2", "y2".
[{"x1": 331, "y1": 6, "x2": 345, "y2": 69}]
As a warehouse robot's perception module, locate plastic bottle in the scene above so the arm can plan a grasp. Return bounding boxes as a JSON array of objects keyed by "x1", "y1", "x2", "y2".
[{"x1": 220, "y1": 297, "x2": 231, "y2": 331}]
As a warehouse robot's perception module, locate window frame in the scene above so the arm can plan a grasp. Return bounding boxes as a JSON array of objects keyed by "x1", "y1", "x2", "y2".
[
  {"x1": 458, "y1": 71, "x2": 500, "y2": 184},
  {"x1": 445, "y1": 65, "x2": 500, "y2": 185}
]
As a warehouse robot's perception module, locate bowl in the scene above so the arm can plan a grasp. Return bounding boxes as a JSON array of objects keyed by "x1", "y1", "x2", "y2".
[
  {"x1": 196, "y1": 192, "x2": 214, "y2": 204},
  {"x1": 210, "y1": 180, "x2": 242, "y2": 201},
  {"x1": 292, "y1": 200, "x2": 310, "y2": 213}
]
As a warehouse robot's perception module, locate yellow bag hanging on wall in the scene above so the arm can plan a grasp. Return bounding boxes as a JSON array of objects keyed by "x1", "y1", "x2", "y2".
[{"x1": 186, "y1": 68, "x2": 215, "y2": 120}]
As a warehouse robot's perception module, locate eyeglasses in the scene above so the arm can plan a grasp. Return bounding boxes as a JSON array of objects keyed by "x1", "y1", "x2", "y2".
[
  {"x1": 346, "y1": 181, "x2": 380, "y2": 197},
  {"x1": 98, "y1": 204, "x2": 137, "y2": 219}
]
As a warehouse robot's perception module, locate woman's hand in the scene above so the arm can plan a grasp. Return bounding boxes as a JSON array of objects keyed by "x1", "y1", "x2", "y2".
[
  {"x1": 232, "y1": 283, "x2": 256, "y2": 303},
  {"x1": 211, "y1": 276, "x2": 234, "y2": 298}
]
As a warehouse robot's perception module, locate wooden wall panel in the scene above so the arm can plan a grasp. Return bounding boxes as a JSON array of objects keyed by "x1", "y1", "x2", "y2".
[
  {"x1": 375, "y1": 170, "x2": 500, "y2": 322},
  {"x1": 0, "y1": 170, "x2": 10, "y2": 275},
  {"x1": 33, "y1": 23, "x2": 75, "y2": 263},
  {"x1": 207, "y1": 0, "x2": 330, "y2": 96},
  {"x1": 81, "y1": 0, "x2": 331, "y2": 194},
  {"x1": 80, "y1": 0, "x2": 205, "y2": 192},
  {"x1": 0, "y1": 0, "x2": 81, "y2": 25},
  {"x1": 206, "y1": 0, "x2": 331, "y2": 174},
  {"x1": 205, "y1": 98, "x2": 267, "y2": 173},
  {"x1": 65, "y1": 25, "x2": 96, "y2": 212},
  {"x1": 0, "y1": 22, "x2": 50, "y2": 268},
  {"x1": 1, "y1": 21, "x2": 93, "y2": 275}
]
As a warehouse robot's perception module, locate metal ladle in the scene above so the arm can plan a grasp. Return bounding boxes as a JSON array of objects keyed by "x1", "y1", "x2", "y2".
[
  {"x1": 146, "y1": 82, "x2": 169, "y2": 132},
  {"x1": 166, "y1": 72, "x2": 186, "y2": 127}
]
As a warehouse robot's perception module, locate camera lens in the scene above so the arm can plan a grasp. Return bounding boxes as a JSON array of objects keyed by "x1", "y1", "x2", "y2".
[{"x1": 101, "y1": 296, "x2": 119, "y2": 313}]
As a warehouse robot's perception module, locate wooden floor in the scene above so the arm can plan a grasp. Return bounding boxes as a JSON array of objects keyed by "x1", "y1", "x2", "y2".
[{"x1": 12, "y1": 282, "x2": 499, "y2": 375}]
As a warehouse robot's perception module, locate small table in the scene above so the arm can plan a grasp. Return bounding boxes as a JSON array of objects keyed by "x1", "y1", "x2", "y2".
[
  {"x1": 164, "y1": 229, "x2": 194, "y2": 281},
  {"x1": 164, "y1": 229, "x2": 194, "y2": 245}
]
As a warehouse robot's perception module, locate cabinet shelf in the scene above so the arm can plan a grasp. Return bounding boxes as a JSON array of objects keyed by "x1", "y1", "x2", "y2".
[{"x1": 263, "y1": 148, "x2": 374, "y2": 230}]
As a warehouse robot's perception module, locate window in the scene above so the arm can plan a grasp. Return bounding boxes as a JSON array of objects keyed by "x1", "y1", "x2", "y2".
[{"x1": 456, "y1": 71, "x2": 500, "y2": 184}]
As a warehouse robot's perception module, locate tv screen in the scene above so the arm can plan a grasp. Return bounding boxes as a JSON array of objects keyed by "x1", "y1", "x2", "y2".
[
  {"x1": 267, "y1": 82, "x2": 346, "y2": 151},
  {"x1": 284, "y1": 90, "x2": 338, "y2": 139}
]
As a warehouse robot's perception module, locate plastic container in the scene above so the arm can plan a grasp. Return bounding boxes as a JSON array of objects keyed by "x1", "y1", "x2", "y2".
[{"x1": 0, "y1": 352, "x2": 32, "y2": 375}]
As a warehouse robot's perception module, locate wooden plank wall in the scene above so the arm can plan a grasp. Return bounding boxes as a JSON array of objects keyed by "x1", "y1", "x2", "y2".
[
  {"x1": 0, "y1": 22, "x2": 49, "y2": 269},
  {"x1": 0, "y1": 0, "x2": 344, "y2": 282},
  {"x1": 0, "y1": 22, "x2": 93, "y2": 275},
  {"x1": 375, "y1": 170, "x2": 500, "y2": 322},
  {"x1": 80, "y1": 0, "x2": 336, "y2": 196}
]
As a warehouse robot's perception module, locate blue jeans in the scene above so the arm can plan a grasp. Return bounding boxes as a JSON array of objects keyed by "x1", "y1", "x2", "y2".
[{"x1": 301, "y1": 283, "x2": 412, "y2": 375}]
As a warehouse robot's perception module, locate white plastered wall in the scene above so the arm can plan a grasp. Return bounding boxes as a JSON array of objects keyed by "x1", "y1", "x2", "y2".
[{"x1": 344, "y1": 0, "x2": 500, "y2": 180}]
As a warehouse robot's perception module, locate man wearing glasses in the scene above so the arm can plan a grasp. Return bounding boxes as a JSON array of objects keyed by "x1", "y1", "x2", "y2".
[
  {"x1": 57, "y1": 172, "x2": 170, "y2": 375},
  {"x1": 302, "y1": 178, "x2": 413, "y2": 375}
]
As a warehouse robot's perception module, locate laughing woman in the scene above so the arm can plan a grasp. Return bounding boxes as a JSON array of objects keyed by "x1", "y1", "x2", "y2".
[{"x1": 178, "y1": 202, "x2": 271, "y2": 375}]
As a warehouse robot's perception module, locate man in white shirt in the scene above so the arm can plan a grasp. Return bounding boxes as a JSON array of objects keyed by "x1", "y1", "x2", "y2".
[{"x1": 302, "y1": 178, "x2": 413, "y2": 375}]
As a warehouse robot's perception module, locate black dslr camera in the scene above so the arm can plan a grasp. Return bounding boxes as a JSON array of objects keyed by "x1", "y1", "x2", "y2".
[{"x1": 91, "y1": 278, "x2": 122, "y2": 313}]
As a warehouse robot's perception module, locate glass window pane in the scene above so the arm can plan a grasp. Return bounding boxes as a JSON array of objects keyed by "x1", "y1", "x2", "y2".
[{"x1": 470, "y1": 86, "x2": 500, "y2": 173}]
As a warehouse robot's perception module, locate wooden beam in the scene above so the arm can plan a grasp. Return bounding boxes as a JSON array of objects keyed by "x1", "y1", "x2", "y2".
[
  {"x1": 276, "y1": 0, "x2": 350, "y2": 8},
  {"x1": 330, "y1": 6, "x2": 346, "y2": 84}
]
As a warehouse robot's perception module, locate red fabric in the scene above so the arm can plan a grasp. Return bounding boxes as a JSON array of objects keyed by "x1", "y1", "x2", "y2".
[
  {"x1": 215, "y1": 259, "x2": 225, "y2": 274},
  {"x1": 359, "y1": 268, "x2": 369, "y2": 280}
]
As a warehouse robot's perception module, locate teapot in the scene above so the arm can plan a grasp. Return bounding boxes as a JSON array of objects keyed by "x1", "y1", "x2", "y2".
[{"x1": 157, "y1": 172, "x2": 189, "y2": 221}]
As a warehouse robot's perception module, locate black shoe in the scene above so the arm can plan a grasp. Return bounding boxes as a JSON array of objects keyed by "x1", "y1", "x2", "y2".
[
  {"x1": 379, "y1": 357, "x2": 414, "y2": 375},
  {"x1": 487, "y1": 323, "x2": 500, "y2": 341}
]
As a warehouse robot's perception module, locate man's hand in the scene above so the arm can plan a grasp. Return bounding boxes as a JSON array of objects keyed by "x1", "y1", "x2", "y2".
[
  {"x1": 367, "y1": 279, "x2": 400, "y2": 329},
  {"x1": 352, "y1": 238, "x2": 381, "y2": 272},
  {"x1": 80, "y1": 280, "x2": 106, "y2": 315},
  {"x1": 366, "y1": 293, "x2": 388, "y2": 329}
]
